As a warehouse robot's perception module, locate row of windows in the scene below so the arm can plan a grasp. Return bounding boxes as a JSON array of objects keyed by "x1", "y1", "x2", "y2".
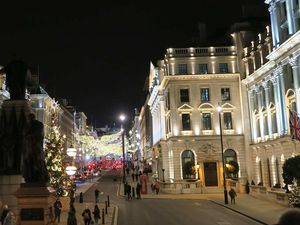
[
  {"x1": 179, "y1": 88, "x2": 231, "y2": 103},
  {"x1": 177, "y1": 63, "x2": 229, "y2": 75},
  {"x1": 180, "y1": 112, "x2": 233, "y2": 131}
]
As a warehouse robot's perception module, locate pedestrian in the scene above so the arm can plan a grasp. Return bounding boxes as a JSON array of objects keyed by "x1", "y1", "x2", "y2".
[
  {"x1": 94, "y1": 189, "x2": 100, "y2": 203},
  {"x1": 81, "y1": 205, "x2": 92, "y2": 225},
  {"x1": 0, "y1": 205, "x2": 9, "y2": 225},
  {"x1": 67, "y1": 207, "x2": 77, "y2": 225},
  {"x1": 135, "y1": 173, "x2": 139, "y2": 182},
  {"x1": 92, "y1": 205, "x2": 101, "y2": 225},
  {"x1": 275, "y1": 209, "x2": 300, "y2": 225},
  {"x1": 155, "y1": 180, "x2": 160, "y2": 194},
  {"x1": 136, "y1": 182, "x2": 142, "y2": 199},
  {"x1": 229, "y1": 188, "x2": 237, "y2": 204},
  {"x1": 54, "y1": 198, "x2": 62, "y2": 223},
  {"x1": 79, "y1": 192, "x2": 83, "y2": 203},
  {"x1": 131, "y1": 173, "x2": 135, "y2": 182},
  {"x1": 70, "y1": 189, "x2": 75, "y2": 206},
  {"x1": 124, "y1": 182, "x2": 128, "y2": 196},
  {"x1": 127, "y1": 184, "x2": 132, "y2": 200},
  {"x1": 3, "y1": 211, "x2": 16, "y2": 225},
  {"x1": 126, "y1": 167, "x2": 130, "y2": 175}
]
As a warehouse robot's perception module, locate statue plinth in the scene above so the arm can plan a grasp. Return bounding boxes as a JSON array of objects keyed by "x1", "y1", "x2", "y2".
[{"x1": 14, "y1": 184, "x2": 56, "y2": 225}]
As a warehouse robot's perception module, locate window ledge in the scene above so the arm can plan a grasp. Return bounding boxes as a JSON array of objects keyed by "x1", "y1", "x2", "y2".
[{"x1": 202, "y1": 130, "x2": 213, "y2": 135}]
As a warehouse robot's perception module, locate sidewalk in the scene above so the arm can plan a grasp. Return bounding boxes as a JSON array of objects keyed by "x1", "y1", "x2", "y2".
[
  {"x1": 59, "y1": 176, "x2": 117, "y2": 225},
  {"x1": 121, "y1": 173, "x2": 290, "y2": 225}
]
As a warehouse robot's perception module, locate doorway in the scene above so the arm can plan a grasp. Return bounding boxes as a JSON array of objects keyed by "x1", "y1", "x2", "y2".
[{"x1": 204, "y1": 162, "x2": 218, "y2": 186}]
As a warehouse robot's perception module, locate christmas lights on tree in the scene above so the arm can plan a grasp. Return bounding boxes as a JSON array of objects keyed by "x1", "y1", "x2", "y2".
[{"x1": 45, "y1": 101, "x2": 67, "y2": 196}]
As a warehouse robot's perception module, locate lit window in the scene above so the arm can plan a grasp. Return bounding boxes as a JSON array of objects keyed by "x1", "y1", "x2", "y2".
[
  {"x1": 182, "y1": 114, "x2": 191, "y2": 130},
  {"x1": 199, "y1": 64, "x2": 208, "y2": 74},
  {"x1": 219, "y1": 63, "x2": 228, "y2": 73},
  {"x1": 202, "y1": 113, "x2": 212, "y2": 130},
  {"x1": 221, "y1": 88, "x2": 231, "y2": 101},
  {"x1": 200, "y1": 88, "x2": 210, "y2": 102},
  {"x1": 178, "y1": 64, "x2": 188, "y2": 75},
  {"x1": 223, "y1": 112, "x2": 233, "y2": 129}
]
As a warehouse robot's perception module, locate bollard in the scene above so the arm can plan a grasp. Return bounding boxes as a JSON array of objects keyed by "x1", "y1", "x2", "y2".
[
  {"x1": 105, "y1": 201, "x2": 108, "y2": 214},
  {"x1": 102, "y1": 208, "x2": 105, "y2": 224},
  {"x1": 132, "y1": 187, "x2": 135, "y2": 198},
  {"x1": 107, "y1": 195, "x2": 110, "y2": 207}
]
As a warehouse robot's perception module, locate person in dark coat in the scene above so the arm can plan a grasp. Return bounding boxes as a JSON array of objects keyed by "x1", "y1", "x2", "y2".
[
  {"x1": 54, "y1": 198, "x2": 62, "y2": 223},
  {"x1": 127, "y1": 184, "x2": 132, "y2": 200},
  {"x1": 67, "y1": 208, "x2": 77, "y2": 225},
  {"x1": 131, "y1": 173, "x2": 135, "y2": 182},
  {"x1": 81, "y1": 205, "x2": 92, "y2": 225},
  {"x1": 79, "y1": 192, "x2": 83, "y2": 203},
  {"x1": 92, "y1": 205, "x2": 101, "y2": 225},
  {"x1": 136, "y1": 183, "x2": 142, "y2": 199},
  {"x1": 94, "y1": 189, "x2": 100, "y2": 203},
  {"x1": 229, "y1": 188, "x2": 237, "y2": 204},
  {"x1": 0, "y1": 205, "x2": 10, "y2": 225}
]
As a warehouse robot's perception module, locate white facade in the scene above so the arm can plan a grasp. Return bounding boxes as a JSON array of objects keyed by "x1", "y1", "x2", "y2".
[
  {"x1": 148, "y1": 46, "x2": 247, "y2": 192},
  {"x1": 237, "y1": 0, "x2": 300, "y2": 196}
]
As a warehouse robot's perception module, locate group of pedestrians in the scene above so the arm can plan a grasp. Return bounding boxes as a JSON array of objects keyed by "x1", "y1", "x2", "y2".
[
  {"x1": 124, "y1": 182, "x2": 142, "y2": 200},
  {"x1": 0, "y1": 204, "x2": 16, "y2": 225}
]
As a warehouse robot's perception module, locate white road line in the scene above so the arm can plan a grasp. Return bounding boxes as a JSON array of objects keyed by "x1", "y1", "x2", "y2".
[{"x1": 194, "y1": 202, "x2": 202, "y2": 206}]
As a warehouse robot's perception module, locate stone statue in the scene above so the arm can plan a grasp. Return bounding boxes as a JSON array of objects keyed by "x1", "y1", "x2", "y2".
[
  {"x1": 4, "y1": 60, "x2": 31, "y2": 100},
  {"x1": 22, "y1": 113, "x2": 49, "y2": 184}
]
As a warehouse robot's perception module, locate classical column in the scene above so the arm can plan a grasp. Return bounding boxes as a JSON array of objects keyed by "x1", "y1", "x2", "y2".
[
  {"x1": 262, "y1": 81, "x2": 273, "y2": 138},
  {"x1": 285, "y1": 0, "x2": 296, "y2": 34},
  {"x1": 289, "y1": 56, "x2": 300, "y2": 112},
  {"x1": 255, "y1": 85, "x2": 265, "y2": 139},
  {"x1": 277, "y1": 66, "x2": 288, "y2": 134},
  {"x1": 270, "y1": 74, "x2": 282, "y2": 135},
  {"x1": 248, "y1": 88, "x2": 257, "y2": 141},
  {"x1": 268, "y1": 1, "x2": 280, "y2": 47}
]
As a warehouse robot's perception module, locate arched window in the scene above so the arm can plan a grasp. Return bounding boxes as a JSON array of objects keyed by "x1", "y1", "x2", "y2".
[
  {"x1": 181, "y1": 150, "x2": 195, "y2": 179},
  {"x1": 224, "y1": 149, "x2": 238, "y2": 179}
]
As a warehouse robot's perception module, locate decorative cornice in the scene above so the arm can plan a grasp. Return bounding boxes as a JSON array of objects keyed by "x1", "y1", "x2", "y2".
[
  {"x1": 273, "y1": 66, "x2": 283, "y2": 77},
  {"x1": 289, "y1": 56, "x2": 299, "y2": 68}
]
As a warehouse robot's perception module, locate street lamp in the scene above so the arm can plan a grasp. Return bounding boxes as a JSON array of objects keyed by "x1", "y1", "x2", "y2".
[
  {"x1": 119, "y1": 114, "x2": 126, "y2": 184},
  {"x1": 217, "y1": 105, "x2": 229, "y2": 205}
]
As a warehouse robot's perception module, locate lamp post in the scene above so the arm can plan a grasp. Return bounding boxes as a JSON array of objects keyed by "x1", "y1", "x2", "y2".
[
  {"x1": 120, "y1": 114, "x2": 126, "y2": 184},
  {"x1": 162, "y1": 168, "x2": 165, "y2": 182},
  {"x1": 217, "y1": 105, "x2": 228, "y2": 205}
]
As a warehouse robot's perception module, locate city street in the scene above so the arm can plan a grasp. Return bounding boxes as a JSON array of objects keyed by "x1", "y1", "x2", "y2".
[{"x1": 82, "y1": 169, "x2": 265, "y2": 225}]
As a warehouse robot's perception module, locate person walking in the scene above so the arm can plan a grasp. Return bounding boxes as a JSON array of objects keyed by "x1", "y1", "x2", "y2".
[
  {"x1": 131, "y1": 173, "x2": 135, "y2": 182},
  {"x1": 135, "y1": 172, "x2": 139, "y2": 182},
  {"x1": 54, "y1": 198, "x2": 62, "y2": 223},
  {"x1": 92, "y1": 205, "x2": 101, "y2": 225},
  {"x1": 229, "y1": 188, "x2": 237, "y2": 204},
  {"x1": 79, "y1": 192, "x2": 83, "y2": 203},
  {"x1": 81, "y1": 205, "x2": 92, "y2": 225},
  {"x1": 127, "y1": 184, "x2": 132, "y2": 200},
  {"x1": 136, "y1": 182, "x2": 142, "y2": 199},
  {"x1": 155, "y1": 180, "x2": 160, "y2": 194},
  {"x1": 0, "y1": 205, "x2": 10, "y2": 225},
  {"x1": 94, "y1": 189, "x2": 100, "y2": 203}
]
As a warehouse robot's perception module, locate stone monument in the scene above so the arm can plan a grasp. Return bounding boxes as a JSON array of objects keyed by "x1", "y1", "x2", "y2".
[{"x1": 0, "y1": 60, "x2": 55, "y2": 225}]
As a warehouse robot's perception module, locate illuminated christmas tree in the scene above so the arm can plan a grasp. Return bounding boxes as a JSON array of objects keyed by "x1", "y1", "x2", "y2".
[{"x1": 45, "y1": 101, "x2": 66, "y2": 196}]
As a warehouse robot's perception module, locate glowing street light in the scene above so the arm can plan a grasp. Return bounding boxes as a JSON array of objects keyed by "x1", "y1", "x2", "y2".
[{"x1": 119, "y1": 114, "x2": 126, "y2": 184}]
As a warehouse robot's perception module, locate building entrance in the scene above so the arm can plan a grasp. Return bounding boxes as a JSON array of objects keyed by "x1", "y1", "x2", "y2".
[{"x1": 204, "y1": 162, "x2": 218, "y2": 186}]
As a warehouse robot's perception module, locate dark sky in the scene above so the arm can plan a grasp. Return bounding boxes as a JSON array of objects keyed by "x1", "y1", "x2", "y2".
[{"x1": 0, "y1": 1, "x2": 268, "y2": 127}]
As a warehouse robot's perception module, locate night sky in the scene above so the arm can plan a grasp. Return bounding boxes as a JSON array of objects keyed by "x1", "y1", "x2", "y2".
[{"x1": 0, "y1": 1, "x2": 268, "y2": 127}]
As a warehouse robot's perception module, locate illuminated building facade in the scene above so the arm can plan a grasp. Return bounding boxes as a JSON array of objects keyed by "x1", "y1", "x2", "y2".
[{"x1": 148, "y1": 46, "x2": 247, "y2": 193}]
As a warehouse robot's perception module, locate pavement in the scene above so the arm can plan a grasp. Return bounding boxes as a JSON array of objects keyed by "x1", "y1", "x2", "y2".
[
  {"x1": 120, "y1": 172, "x2": 292, "y2": 225},
  {"x1": 59, "y1": 175, "x2": 117, "y2": 225}
]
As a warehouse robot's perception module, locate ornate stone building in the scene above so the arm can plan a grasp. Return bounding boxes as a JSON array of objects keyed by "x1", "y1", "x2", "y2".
[{"x1": 148, "y1": 45, "x2": 247, "y2": 193}]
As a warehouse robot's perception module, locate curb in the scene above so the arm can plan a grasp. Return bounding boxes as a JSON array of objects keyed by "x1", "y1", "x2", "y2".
[{"x1": 209, "y1": 200, "x2": 268, "y2": 225}]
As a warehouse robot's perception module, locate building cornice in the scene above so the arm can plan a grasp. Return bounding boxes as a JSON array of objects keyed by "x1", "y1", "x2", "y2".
[{"x1": 161, "y1": 73, "x2": 240, "y2": 88}]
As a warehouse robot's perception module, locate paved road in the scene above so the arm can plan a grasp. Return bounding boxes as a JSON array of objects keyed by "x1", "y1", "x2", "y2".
[{"x1": 88, "y1": 169, "x2": 264, "y2": 225}]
